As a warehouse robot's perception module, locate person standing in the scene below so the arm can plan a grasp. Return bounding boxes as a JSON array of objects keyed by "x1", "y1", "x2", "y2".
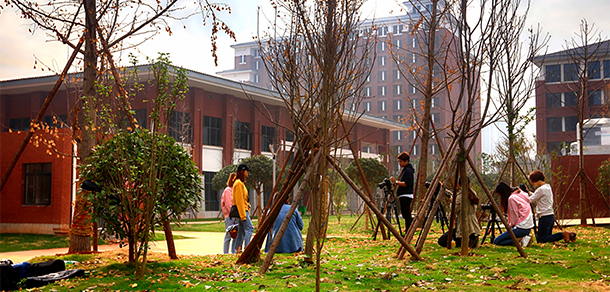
[
  {"x1": 221, "y1": 173, "x2": 237, "y2": 254},
  {"x1": 390, "y1": 152, "x2": 414, "y2": 234},
  {"x1": 529, "y1": 170, "x2": 576, "y2": 243},
  {"x1": 232, "y1": 164, "x2": 254, "y2": 254}
]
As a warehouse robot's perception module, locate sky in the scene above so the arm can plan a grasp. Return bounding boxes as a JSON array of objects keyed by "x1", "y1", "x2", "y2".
[{"x1": 1, "y1": 0, "x2": 609, "y2": 153}]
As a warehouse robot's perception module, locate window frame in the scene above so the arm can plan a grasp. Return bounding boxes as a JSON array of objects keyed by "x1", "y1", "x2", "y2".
[{"x1": 23, "y1": 163, "x2": 52, "y2": 206}]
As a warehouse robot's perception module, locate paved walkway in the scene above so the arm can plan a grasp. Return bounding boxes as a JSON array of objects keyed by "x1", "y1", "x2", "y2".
[{"x1": 0, "y1": 231, "x2": 227, "y2": 263}]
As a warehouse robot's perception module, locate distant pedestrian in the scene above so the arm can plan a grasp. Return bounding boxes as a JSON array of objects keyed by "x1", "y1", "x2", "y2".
[
  {"x1": 232, "y1": 164, "x2": 253, "y2": 254},
  {"x1": 529, "y1": 170, "x2": 576, "y2": 243},
  {"x1": 221, "y1": 173, "x2": 237, "y2": 254}
]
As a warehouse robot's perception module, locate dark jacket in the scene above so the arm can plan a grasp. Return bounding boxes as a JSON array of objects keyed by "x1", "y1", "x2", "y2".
[{"x1": 397, "y1": 163, "x2": 414, "y2": 196}]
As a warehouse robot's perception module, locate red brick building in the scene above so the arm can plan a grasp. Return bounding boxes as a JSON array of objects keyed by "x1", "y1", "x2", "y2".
[{"x1": 1, "y1": 67, "x2": 406, "y2": 234}]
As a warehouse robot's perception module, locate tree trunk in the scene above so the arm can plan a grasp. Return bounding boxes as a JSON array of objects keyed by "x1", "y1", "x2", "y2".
[
  {"x1": 69, "y1": 0, "x2": 97, "y2": 253},
  {"x1": 162, "y1": 214, "x2": 178, "y2": 259}
]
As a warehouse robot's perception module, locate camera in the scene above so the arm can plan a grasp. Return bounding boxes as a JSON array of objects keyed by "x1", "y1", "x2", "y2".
[
  {"x1": 378, "y1": 178, "x2": 393, "y2": 191},
  {"x1": 481, "y1": 202, "x2": 493, "y2": 211}
]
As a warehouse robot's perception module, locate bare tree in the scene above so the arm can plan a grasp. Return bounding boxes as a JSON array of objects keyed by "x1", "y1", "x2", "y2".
[
  {"x1": 6, "y1": 0, "x2": 234, "y2": 252},
  {"x1": 544, "y1": 20, "x2": 610, "y2": 225},
  {"x1": 492, "y1": 1, "x2": 548, "y2": 187}
]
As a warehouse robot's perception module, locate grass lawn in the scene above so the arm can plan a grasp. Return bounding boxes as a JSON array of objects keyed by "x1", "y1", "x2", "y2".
[{"x1": 15, "y1": 214, "x2": 610, "y2": 291}]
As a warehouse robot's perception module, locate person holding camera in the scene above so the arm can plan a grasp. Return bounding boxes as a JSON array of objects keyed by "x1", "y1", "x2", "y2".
[
  {"x1": 529, "y1": 170, "x2": 576, "y2": 243},
  {"x1": 390, "y1": 152, "x2": 414, "y2": 234},
  {"x1": 437, "y1": 177, "x2": 480, "y2": 248},
  {"x1": 492, "y1": 182, "x2": 534, "y2": 246}
]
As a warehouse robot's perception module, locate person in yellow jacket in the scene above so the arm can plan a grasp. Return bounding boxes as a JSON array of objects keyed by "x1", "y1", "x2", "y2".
[{"x1": 232, "y1": 163, "x2": 253, "y2": 254}]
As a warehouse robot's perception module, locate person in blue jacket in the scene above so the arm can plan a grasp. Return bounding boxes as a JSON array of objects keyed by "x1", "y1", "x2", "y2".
[{"x1": 265, "y1": 196, "x2": 304, "y2": 253}]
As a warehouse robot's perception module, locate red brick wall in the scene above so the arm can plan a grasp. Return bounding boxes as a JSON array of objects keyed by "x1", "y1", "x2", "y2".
[
  {"x1": 551, "y1": 154, "x2": 610, "y2": 220},
  {"x1": 0, "y1": 129, "x2": 74, "y2": 234}
]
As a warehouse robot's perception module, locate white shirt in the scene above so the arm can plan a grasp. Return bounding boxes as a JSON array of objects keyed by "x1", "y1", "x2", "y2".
[
  {"x1": 529, "y1": 183, "x2": 554, "y2": 217},
  {"x1": 515, "y1": 209, "x2": 534, "y2": 229}
]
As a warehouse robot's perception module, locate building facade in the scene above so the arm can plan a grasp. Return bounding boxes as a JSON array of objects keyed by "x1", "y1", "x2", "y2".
[
  {"x1": 532, "y1": 40, "x2": 610, "y2": 155},
  {"x1": 1, "y1": 67, "x2": 405, "y2": 234},
  {"x1": 218, "y1": 0, "x2": 481, "y2": 174}
]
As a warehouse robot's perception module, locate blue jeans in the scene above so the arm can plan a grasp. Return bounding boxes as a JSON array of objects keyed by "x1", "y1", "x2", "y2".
[
  {"x1": 224, "y1": 217, "x2": 236, "y2": 254},
  {"x1": 493, "y1": 227, "x2": 530, "y2": 246},
  {"x1": 232, "y1": 211, "x2": 253, "y2": 253},
  {"x1": 537, "y1": 214, "x2": 564, "y2": 243}
]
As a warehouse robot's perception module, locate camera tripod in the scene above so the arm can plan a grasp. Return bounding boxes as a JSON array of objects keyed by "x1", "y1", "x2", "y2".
[
  {"x1": 480, "y1": 207, "x2": 504, "y2": 245},
  {"x1": 415, "y1": 186, "x2": 449, "y2": 247},
  {"x1": 373, "y1": 189, "x2": 403, "y2": 240}
]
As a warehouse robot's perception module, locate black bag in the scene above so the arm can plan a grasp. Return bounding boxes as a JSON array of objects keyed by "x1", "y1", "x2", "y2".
[
  {"x1": 229, "y1": 205, "x2": 240, "y2": 218},
  {"x1": 24, "y1": 269, "x2": 85, "y2": 289},
  {"x1": 0, "y1": 263, "x2": 18, "y2": 291},
  {"x1": 30, "y1": 259, "x2": 65, "y2": 277}
]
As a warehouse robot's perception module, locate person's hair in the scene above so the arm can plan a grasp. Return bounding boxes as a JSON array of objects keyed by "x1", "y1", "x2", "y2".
[
  {"x1": 494, "y1": 182, "x2": 514, "y2": 212},
  {"x1": 397, "y1": 152, "x2": 410, "y2": 162},
  {"x1": 236, "y1": 169, "x2": 247, "y2": 182},
  {"x1": 529, "y1": 170, "x2": 545, "y2": 183},
  {"x1": 227, "y1": 173, "x2": 237, "y2": 187}
]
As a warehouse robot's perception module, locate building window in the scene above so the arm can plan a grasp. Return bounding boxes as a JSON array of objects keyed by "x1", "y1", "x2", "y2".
[
  {"x1": 546, "y1": 93, "x2": 561, "y2": 108},
  {"x1": 378, "y1": 56, "x2": 386, "y2": 66},
  {"x1": 364, "y1": 102, "x2": 372, "y2": 112},
  {"x1": 256, "y1": 61, "x2": 260, "y2": 70},
  {"x1": 429, "y1": 144, "x2": 438, "y2": 155},
  {"x1": 378, "y1": 100, "x2": 386, "y2": 111},
  {"x1": 378, "y1": 86, "x2": 387, "y2": 96},
  {"x1": 234, "y1": 121, "x2": 252, "y2": 150},
  {"x1": 431, "y1": 97, "x2": 438, "y2": 108},
  {"x1": 394, "y1": 130, "x2": 402, "y2": 141},
  {"x1": 589, "y1": 90, "x2": 603, "y2": 105},
  {"x1": 393, "y1": 69, "x2": 401, "y2": 80},
  {"x1": 378, "y1": 70, "x2": 386, "y2": 81},
  {"x1": 24, "y1": 163, "x2": 51, "y2": 206},
  {"x1": 255, "y1": 75, "x2": 260, "y2": 83},
  {"x1": 239, "y1": 55, "x2": 247, "y2": 64},
  {"x1": 545, "y1": 64, "x2": 561, "y2": 83},
  {"x1": 363, "y1": 87, "x2": 372, "y2": 97},
  {"x1": 392, "y1": 24, "x2": 403, "y2": 35},
  {"x1": 604, "y1": 60, "x2": 610, "y2": 79},
  {"x1": 409, "y1": 84, "x2": 417, "y2": 94},
  {"x1": 411, "y1": 53, "x2": 416, "y2": 63},
  {"x1": 563, "y1": 63, "x2": 578, "y2": 82},
  {"x1": 393, "y1": 99, "x2": 402, "y2": 110},
  {"x1": 588, "y1": 61, "x2": 601, "y2": 79},
  {"x1": 431, "y1": 113, "x2": 440, "y2": 123},
  {"x1": 261, "y1": 125, "x2": 276, "y2": 152},
  {"x1": 203, "y1": 116, "x2": 222, "y2": 146},
  {"x1": 169, "y1": 111, "x2": 192, "y2": 143},
  {"x1": 393, "y1": 115, "x2": 402, "y2": 122},
  {"x1": 9, "y1": 118, "x2": 30, "y2": 131},
  {"x1": 362, "y1": 146, "x2": 372, "y2": 153},
  {"x1": 381, "y1": 115, "x2": 387, "y2": 119},
  {"x1": 378, "y1": 26, "x2": 388, "y2": 37},
  {"x1": 565, "y1": 116, "x2": 578, "y2": 132},
  {"x1": 412, "y1": 38, "x2": 417, "y2": 48},
  {"x1": 413, "y1": 144, "x2": 418, "y2": 156},
  {"x1": 546, "y1": 117, "x2": 563, "y2": 132},
  {"x1": 285, "y1": 129, "x2": 295, "y2": 142},
  {"x1": 394, "y1": 85, "x2": 402, "y2": 96},
  {"x1": 394, "y1": 39, "x2": 401, "y2": 48},
  {"x1": 564, "y1": 92, "x2": 578, "y2": 106},
  {"x1": 203, "y1": 172, "x2": 220, "y2": 211},
  {"x1": 411, "y1": 99, "x2": 418, "y2": 109},
  {"x1": 379, "y1": 41, "x2": 386, "y2": 51},
  {"x1": 254, "y1": 49, "x2": 260, "y2": 58}
]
